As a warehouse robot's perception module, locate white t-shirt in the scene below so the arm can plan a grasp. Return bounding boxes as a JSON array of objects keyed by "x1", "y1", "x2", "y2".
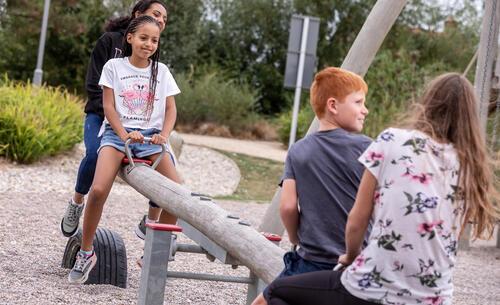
[
  {"x1": 341, "y1": 128, "x2": 463, "y2": 305},
  {"x1": 99, "y1": 57, "x2": 180, "y2": 131}
]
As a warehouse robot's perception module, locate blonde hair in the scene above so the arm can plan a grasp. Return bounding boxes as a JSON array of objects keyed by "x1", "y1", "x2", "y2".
[
  {"x1": 310, "y1": 67, "x2": 368, "y2": 118},
  {"x1": 405, "y1": 73, "x2": 499, "y2": 239}
]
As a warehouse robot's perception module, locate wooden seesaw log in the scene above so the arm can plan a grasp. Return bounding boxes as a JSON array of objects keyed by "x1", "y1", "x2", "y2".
[{"x1": 118, "y1": 166, "x2": 285, "y2": 284}]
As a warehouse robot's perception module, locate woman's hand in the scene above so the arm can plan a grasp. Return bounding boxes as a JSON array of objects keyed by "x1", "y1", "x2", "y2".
[
  {"x1": 125, "y1": 131, "x2": 144, "y2": 143},
  {"x1": 338, "y1": 253, "x2": 357, "y2": 267},
  {"x1": 151, "y1": 133, "x2": 167, "y2": 145}
]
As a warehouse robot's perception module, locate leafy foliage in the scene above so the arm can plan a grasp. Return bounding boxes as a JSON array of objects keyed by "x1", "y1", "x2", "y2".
[
  {"x1": 277, "y1": 100, "x2": 314, "y2": 145},
  {"x1": 206, "y1": 0, "x2": 293, "y2": 114},
  {"x1": 160, "y1": 0, "x2": 205, "y2": 72},
  {"x1": 363, "y1": 49, "x2": 446, "y2": 138},
  {"x1": 293, "y1": 0, "x2": 377, "y2": 68},
  {"x1": 0, "y1": 78, "x2": 83, "y2": 163},
  {"x1": 0, "y1": 0, "x2": 110, "y2": 93},
  {"x1": 0, "y1": 0, "x2": 482, "y2": 122},
  {"x1": 175, "y1": 68, "x2": 259, "y2": 133}
]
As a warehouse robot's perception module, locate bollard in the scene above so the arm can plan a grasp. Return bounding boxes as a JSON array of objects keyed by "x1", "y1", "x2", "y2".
[{"x1": 138, "y1": 223, "x2": 182, "y2": 305}]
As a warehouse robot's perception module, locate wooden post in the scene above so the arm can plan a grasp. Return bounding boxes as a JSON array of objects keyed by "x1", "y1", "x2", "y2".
[
  {"x1": 459, "y1": 0, "x2": 500, "y2": 250},
  {"x1": 118, "y1": 167, "x2": 285, "y2": 284},
  {"x1": 138, "y1": 224, "x2": 181, "y2": 305},
  {"x1": 169, "y1": 131, "x2": 184, "y2": 160},
  {"x1": 474, "y1": 0, "x2": 500, "y2": 133},
  {"x1": 497, "y1": 224, "x2": 500, "y2": 248},
  {"x1": 259, "y1": 0, "x2": 409, "y2": 235}
]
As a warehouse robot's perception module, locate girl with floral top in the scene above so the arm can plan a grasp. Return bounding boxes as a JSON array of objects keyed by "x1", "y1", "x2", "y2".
[{"x1": 257, "y1": 73, "x2": 499, "y2": 305}]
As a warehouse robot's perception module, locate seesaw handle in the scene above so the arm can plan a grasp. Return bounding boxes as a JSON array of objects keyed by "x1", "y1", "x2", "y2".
[{"x1": 124, "y1": 136, "x2": 167, "y2": 170}]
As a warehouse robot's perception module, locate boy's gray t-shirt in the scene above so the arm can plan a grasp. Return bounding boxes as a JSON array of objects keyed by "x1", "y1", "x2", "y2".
[{"x1": 282, "y1": 128, "x2": 372, "y2": 264}]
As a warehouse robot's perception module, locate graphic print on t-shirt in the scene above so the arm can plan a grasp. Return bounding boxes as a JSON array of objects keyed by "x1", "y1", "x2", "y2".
[{"x1": 118, "y1": 76, "x2": 156, "y2": 122}]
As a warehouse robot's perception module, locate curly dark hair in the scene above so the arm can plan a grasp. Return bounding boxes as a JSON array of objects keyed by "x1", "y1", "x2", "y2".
[{"x1": 105, "y1": 0, "x2": 166, "y2": 32}]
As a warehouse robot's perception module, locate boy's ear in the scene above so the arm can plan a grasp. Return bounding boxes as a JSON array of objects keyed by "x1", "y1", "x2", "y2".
[{"x1": 326, "y1": 97, "x2": 338, "y2": 115}]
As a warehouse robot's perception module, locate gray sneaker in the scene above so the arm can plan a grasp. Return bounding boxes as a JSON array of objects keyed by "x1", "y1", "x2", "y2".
[
  {"x1": 60, "y1": 199, "x2": 84, "y2": 237},
  {"x1": 135, "y1": 215, "x2": 147, "y2": 240},
  {"x1": 68, "y1": 251, "x2": 97, "y2": 284}
]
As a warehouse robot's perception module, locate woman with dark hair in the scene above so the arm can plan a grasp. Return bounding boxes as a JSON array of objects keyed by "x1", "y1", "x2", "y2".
[{"x1": 61, "y1": 0, "x2": 168, "y2": 240}]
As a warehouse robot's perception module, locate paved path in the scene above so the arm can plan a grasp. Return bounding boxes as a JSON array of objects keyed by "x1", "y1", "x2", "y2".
[{"x1": 179, "y1": 133, "x2": 287, "y2": 163}]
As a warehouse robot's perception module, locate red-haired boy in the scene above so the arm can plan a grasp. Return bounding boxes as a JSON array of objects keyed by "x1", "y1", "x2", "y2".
[{"x1": 253, "y1": 67, "x2": 371, "y2": 305}]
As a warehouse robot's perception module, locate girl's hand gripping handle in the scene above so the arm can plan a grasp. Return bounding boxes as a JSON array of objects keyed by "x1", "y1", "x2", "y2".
[{"x1": 124, "y1": 137, "x2": 167, "y2": 170}]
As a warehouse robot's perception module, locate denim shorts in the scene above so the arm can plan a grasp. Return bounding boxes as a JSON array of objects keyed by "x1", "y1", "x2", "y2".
[
  {"x1": 98, "y1": 125, "x2": 168, "y2": 158},
  {"x1": 277, "y1": 251, "x2": 337, "y2": 278}
]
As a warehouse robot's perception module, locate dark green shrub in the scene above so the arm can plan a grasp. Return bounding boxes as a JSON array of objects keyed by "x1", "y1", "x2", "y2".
[
  {"x1": 0, "y1": 79, "x2": 83, "y2": 163},
  {"x1": 277, "y1": 104, "x2": 315, "y2": 145},
  {"x1": 364, "y1": 49, "x2": 447, "y2": 138},
  {"x1": 175, "y1": 70, "x2": 259, "y2": 133}
]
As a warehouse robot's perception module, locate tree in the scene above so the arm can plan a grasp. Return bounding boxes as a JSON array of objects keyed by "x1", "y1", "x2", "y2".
[
  {"x1": 0, "y1": 0, "x2": 111, "y2": 93},
  {"x1": 206, "y1": 0, "x2": 293, "y2": 114},
  {"x1": 160, "y1": 0, "x2": 205, "y2": 73},
  {"x1": 293, "y1": 0, "x2": 376, "y2": 68}
]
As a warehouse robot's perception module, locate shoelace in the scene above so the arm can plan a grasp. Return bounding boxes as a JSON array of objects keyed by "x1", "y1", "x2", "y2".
[
  {"x1": 74, "y1": 252, "x2": 91, "y2": 272},
  {"x1": 67, "y1": 204, "x2": 82, "y2": 223}
]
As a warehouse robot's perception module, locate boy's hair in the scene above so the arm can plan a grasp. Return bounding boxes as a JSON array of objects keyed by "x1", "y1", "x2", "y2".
[
  {"x1": 105, "y1": 0, "x2": 167, "y2": 32},
  {"x1": 123, "y1": 15, "x2": 161, "y2": 121},
  {"x1": 310, "y1": 67, "x2": 368, "y2": 118},
  {"x1": 405, "y1": 73, "x2": 500, "y2": 239}
]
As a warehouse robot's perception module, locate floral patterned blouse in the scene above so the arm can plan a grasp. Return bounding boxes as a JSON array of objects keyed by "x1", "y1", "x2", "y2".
[{"x1": 341, "y1": 128, "x2": 464, "y2": 305}]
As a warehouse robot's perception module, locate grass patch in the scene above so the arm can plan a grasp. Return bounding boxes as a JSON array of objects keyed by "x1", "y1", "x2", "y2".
[{"x1": 216, "y1": 150, "x2": 284, "y2": 202}]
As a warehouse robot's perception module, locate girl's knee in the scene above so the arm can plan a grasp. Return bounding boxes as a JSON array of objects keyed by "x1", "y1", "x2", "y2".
[{"x1": 89, "y1": 185, "x2": 109, "y2": 202}]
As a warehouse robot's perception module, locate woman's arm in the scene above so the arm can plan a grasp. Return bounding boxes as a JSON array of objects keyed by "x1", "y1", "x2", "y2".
[
  {"x1": 86, "y1": 34, "x2": 114, "y2": 103},
  {"x1": 280, "y1": 179, "x2": 300, "y2": 245},
  {"x1": 340, "y1": 170, "x2": 377, "y2": 265}
]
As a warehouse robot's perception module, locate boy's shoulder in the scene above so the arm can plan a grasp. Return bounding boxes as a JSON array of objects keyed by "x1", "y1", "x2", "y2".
[
  {"x1": 312, "y1": 128, "x2": 371, "y2": 146},
  {"x1": 289, "y1": 129, "x2": 371, "y2": 157}
]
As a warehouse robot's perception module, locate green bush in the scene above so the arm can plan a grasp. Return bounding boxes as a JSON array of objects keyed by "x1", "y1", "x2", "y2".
[
  {"x1": 277, "y1": 103, "x2": 315, "y2": 145},
  {"x1": 363, "y1": 49, "x2": 446, "y2": 138},
  {"x1": 175, "y1": 70, "x2": 259, "y2": 133},
  {"x1": 0, "y1": 79, "x2": 83, "y2": 163}
]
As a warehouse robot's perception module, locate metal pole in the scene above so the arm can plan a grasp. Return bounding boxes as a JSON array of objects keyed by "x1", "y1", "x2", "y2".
[
  {"x1": 288, "y1": 16, "x2": 310, "y2": 148},
  {"x1": 33, "y1": 0, "x2": 51, "y2": 86}
]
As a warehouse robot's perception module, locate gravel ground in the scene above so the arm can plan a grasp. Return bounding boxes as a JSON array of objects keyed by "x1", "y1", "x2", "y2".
[{"x1": 0, "y1": 144, "x2": 499, "y2": 305}]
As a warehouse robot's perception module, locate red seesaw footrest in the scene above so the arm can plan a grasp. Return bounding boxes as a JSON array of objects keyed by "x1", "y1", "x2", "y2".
[
  {"x1": 146, "y1": 223, "x2": 183, "y2": 232},
  {"x1": 122, "y1": 157, "x2": 152, "y2": 166},
  {"x1": 261, "y1": 232, "x2": 282, "y2": 242}
]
